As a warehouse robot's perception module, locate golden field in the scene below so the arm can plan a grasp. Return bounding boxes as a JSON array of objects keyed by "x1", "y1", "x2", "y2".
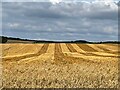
[{"x1": 0, "y1": 43, "x2": 119, "y2": 88}]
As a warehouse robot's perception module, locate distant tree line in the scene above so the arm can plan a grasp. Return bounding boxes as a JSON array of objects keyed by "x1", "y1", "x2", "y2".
[
  {"x1": 0, "y1": 36, "x2": 7, "y2": 43},
  {"x1": 0, "y1": 36, "x2": 120, "y2": 44}
]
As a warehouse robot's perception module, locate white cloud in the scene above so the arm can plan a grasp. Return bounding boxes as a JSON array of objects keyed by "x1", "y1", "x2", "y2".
[
  {"x1": 49, "y1": 0, "x2": 62, "y2": 4},
  {"x1": 103, "y1": 26, "x2": 117, "y2": 34},
  {"x1": 9, "y1": 23, "x2": 20, "y2": 28},
  {"x1": 93, "y1": 0, "x2": 118, "y2": 10}
]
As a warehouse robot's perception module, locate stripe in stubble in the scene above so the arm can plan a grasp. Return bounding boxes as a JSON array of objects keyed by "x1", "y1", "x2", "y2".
[
  {"x1": 86, "y1": 44, "x2": 101, "y2": 52},
  {"x1": 79, "y1": 52, "x2": 119, "y2": 58},
  {"x1": 54, "y1": 43, "x2": 65, "y2": 64},
  {"x1": 46, "y1": 43, "x2": 55, "y2": 53},
  {"x1": 75, "y1": 44, "x2": 118, "y2": 58},
  {"x1": 60, "y1": 43, "x2": 70, "y2": 52},
  {"x1": 54, "y1": 43, "x2": 84, "y2": 64},
  {"x1": 96, "y1": 45, "x2": 120, "y2": 55},
  {"x1": 65, "y1": 43, "x2": 101, "y2": 64},
  {"x1": 76, "y1": 44, "x2": 97, "y2": 52},
  {"x1": 66, "y1": 43, "x2": 77, "y2": 52},
  {"x1": 71, "y1": 44, "x2": 85, "y2": 53},
  {"x1": 65, "y1": 44, "x2": 118, "y2": 62},
  {"x1": 97, "y1": 45, "x2": 111, "y2": 51},
  {"x1": 3, "y1": 44, "x2": 49, "y2": 61}
]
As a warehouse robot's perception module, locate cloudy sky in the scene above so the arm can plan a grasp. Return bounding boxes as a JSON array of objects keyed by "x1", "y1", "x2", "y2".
[{"x1": 1, "y1": 0, "x2": 119, "y2": 41}]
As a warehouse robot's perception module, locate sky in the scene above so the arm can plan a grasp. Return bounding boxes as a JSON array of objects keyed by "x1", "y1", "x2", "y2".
[{"x1": 1, "y1": 0, "x2": 119, "y2": 41}]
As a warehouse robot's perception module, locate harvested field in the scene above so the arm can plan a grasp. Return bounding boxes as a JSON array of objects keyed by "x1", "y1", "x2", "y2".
[
  {"x1": 2, "y1": 44, "x2": 44, "y2": 57},
  {"x1": 1, "y1": 43, "x2": 119, "y2": 88}
]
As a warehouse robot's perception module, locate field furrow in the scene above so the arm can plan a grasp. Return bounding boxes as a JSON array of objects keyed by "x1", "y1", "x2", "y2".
[
  {"x1": 66, "y1": 44, "x2": 77, "y2": 52},
  {"x1": 97, "y1": 44, "x2": 118, "y2": 51},
  {"x1": 54, "y1": 44, "x2": 86, "y2": 64},
  {"x1": 3, "y1": 44, "x2": 27, "y2": 56},
  {"x1": 60, "y1": 43, "x2": 70, "y2": 52},
  {"x1": 87, "y1": 44, "x2": 119, "y2": 54},
  {"x1": 39, "y1": 44, "x2": 49, "y2": 54},
  {"x1": 54, "y1": 43, "x2": 65, "y2": 64},
  {"x1": 96, "y1": 45, "x2": 111, "y2": 52},
  {"x1": 64, "y1": 44, "x2": 98, "y2": 64},
  {"x1": 2, "y1": 44, "x2": 49, "y2": 62},
  {"x1": 71, "y1": 44, "x2": 85, "y2": 53},
  {"x1": 87, "y1": 44, "x2": 103, "y2": 52},
  {"x1": 46, "y1": 43, "x2": 55, "y2": 53},
  {"x1": 76, "y1": 44, "x2": 97, "y2": 52},
  {"x1": 78, "y1": 52, "x2": 118, "y2": 58},
  {"x1": 95, "y1": 45, "x2": 119, "y2": 54},
  {"x1": 63, "y1": 44, "x2": 118, "y2": 64},
  {"x1": 2, "y1": 46, "x2": 11, "y2": 52},
  {"x1": 2, "y1": 44, "x2": 44, "y2": 57},
  {"x1": 64, "y1": 54, "x2": 99, "y2": 64}
]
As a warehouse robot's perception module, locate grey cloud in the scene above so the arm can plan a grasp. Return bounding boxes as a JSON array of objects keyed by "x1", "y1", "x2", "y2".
[
  {"x1": 2, "y1": 1, "x2": 118, "y2": 41},
  {"x1": 85, "y1": 10, "x2": 118, "y2": 20}
]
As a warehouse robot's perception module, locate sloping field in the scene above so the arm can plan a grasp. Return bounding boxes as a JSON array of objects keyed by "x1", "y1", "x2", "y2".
[{"x1": 1, "y1": 43, "x2": 119, "y2": 88}]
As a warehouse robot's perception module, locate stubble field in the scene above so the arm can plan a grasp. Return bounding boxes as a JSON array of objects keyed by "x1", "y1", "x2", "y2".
[{"x1": 0, "y1": 43, "x2": 119, "y2": 88}]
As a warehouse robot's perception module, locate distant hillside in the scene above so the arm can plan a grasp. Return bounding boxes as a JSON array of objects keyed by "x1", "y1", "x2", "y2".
[
  {"x1": 0, "y1": 36, "x2": 120, "y2": 44},
  {"x1": 0, "y1": 36, "x2": 34, "y2": 43}
]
